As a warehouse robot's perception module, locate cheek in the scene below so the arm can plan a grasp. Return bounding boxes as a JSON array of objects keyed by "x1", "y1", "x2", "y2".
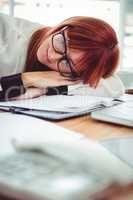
[
  {"x1": 37, "y1": 40, "x2": 49, "y2": 64},
  {"x1": 37, "y1": 44, "x2": 45, "y2": 61},
  {"x1": 48, "y1": 64, "x2": 58, "y2": 71}
]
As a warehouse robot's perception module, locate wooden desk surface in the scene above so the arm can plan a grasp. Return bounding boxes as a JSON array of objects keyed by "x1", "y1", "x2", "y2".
[
  {"x1": 55, "y1": 115, "x2": 133, "y2": 140},
  {"x1": 0, "y1": 109, "x2": 133, "y2": 140}
]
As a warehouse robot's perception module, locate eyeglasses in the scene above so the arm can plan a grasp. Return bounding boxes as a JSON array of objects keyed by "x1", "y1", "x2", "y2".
[{"x1": 52, "y1": 26, "x2": 80, "y2": 78}]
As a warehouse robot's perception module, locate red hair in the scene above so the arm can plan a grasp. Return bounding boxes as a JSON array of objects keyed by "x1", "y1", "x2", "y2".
[
  {"x1": 24, "y1": 26, "x2": 50, "y2": 71},
  {"x1": 25, "y1": 16, "x2": 119, "y2": 87}
]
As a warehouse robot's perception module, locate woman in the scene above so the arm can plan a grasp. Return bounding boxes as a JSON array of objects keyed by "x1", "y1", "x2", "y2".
[{"x1": 0, "y1": 14, "x2": 124, "y2": 101}]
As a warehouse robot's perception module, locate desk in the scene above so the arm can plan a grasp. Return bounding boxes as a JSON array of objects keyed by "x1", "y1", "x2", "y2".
[
  {"x1": 0, "y1": 110, "x2": 133, "y2": 140},
  {"x1": 55, "y1": 115, "x2": 133, "y2": 140}
]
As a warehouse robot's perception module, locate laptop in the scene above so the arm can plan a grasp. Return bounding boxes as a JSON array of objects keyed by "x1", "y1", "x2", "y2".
[
  {"x1": 91, "y1": 101, "x2": 133, "y2": 127},
  {"x1": 100, "y1": 136, "x2": 133, "y2": 169}
]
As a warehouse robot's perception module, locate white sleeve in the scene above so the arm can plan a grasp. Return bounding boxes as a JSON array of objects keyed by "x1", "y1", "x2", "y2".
[
  {"x1": 68, "y1": 75, "x2": 125, "y2": 98},
  {"x1": 0, "y1": 14, "x2": 42, "y2": 76}
]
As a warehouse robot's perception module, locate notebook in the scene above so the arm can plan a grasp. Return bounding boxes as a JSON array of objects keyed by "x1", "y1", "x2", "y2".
[
  {"x1": 0, "y1": 95, "x2": 121, "y2": 120},
  {"x1": 91, "y1": 101, "x2": 133, "y2": 127}
]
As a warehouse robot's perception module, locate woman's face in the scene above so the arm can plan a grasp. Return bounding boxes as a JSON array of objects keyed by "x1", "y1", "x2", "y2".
[{"x1": 37, "y1": 29, "x2": 85, "y2": 77}]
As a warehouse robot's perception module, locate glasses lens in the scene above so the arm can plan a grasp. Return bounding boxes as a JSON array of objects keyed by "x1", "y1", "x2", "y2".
[
  {"x1": 58, "y1": 59, "x2": 72, "y2": 77},
  {"x1": 58, "y1": 59, "x2": 80, "y2": 78},
  {"x1": 59, "y1": 59, "x2": 70, "y2": 68},
  {"x1": 53, "y1": 34, "x2": 65, "y2": 53}
]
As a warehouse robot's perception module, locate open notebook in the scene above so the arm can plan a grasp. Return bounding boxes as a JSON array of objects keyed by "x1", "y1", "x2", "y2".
[{"x1": 0, "y1": 95, "x2": 121, "y2": 120}]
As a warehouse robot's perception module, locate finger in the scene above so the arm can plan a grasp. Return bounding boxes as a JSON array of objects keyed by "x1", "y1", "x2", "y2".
[
  {"x1": 64, "y1": 80, "x2": 81, "y2": 85},
  {"x1": 58, "y1": 75, "x2": 80, "y2": 80}
]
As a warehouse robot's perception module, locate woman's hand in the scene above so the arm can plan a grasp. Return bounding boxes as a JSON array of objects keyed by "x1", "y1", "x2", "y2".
[
  {"x1": 22, "y1": 71, "x2": 80, "y2": 89},
  {"x1": 10, "y1": 87, "x2": 47, "y2": 100},
  {"x1": 91, "y1": 182, "x2": 133, "y2": 200}
]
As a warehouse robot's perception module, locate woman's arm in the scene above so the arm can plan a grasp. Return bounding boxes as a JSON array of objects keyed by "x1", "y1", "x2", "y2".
[
  {"x1": 21, "y1": 71, "x2": 79, "y2": 96},
  {"x1": 0, "y1": 73, "x2": 48, "y2": 101},
  {"x1": 0, "y1": 71, "x2": 80, "y2": 101},
  {"x1": 21, "y1": 71, "x2": 79, "y2": 89}
]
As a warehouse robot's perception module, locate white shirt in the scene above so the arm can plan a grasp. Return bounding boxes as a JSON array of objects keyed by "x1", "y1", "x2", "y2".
[
  {"x1": 0, "y1": 14, "x2": 42, "y2": 77},
  {"x1": 68, "y1": 75, "x2": 125, "y2": 98}
]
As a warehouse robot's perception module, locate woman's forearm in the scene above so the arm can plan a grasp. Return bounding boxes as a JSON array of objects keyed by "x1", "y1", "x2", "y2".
[
  {"x1": 21, "y1": 71, "x2": 79, "y2": 89},
  {"x1": 21, "y1": 72, "x2": 34, "y2": 88},
  {"x1": 22, "y1": 72, "x2": 68, "y2": 95}
]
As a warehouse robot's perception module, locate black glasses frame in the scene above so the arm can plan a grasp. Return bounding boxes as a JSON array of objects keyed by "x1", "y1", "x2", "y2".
[{"x1": 52, "y1": 26, "x2": 80, "y2": 78}]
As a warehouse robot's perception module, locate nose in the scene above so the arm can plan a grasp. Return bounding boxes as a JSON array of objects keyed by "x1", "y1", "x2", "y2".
[{"x1": 48, "y1": 47, "x2": 62, "y2": 63}]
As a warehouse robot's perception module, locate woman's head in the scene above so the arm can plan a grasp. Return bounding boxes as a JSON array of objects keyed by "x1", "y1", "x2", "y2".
[
  {"x1": 26, "y1": 16, "x2": 119, "y2": 87},
  {"x1": 37, "y1": 25, "x2": 85, "y2": 78}
]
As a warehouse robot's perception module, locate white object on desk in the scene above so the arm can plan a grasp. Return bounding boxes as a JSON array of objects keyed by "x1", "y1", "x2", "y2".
[
  {"x1": 0, "y1": 95, "x2": 122, "y2": 120},
  {"x1": 0, "y1": 112, "x2": 132, "y2": 180},
  {"x1": 0, "y1": 112, "x2": 133, "y2": 200},
  {"x1": 91, "y1": 97, "x2": 133, "y2": 127},
  {"x1": 0, "y1": 112, "x2": 83, "y2": 156},
  {"x1": 100, "y1": 136, "x2": 133, "y2": 169}
]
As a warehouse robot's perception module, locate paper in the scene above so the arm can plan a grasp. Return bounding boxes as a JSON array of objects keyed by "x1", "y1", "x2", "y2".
[
  {"x1": 0, "y1": 95, "x2": 115, "y2": 113},
  {"x1": 0, "y1": 112, "x2": 84, "y2": 156}
]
